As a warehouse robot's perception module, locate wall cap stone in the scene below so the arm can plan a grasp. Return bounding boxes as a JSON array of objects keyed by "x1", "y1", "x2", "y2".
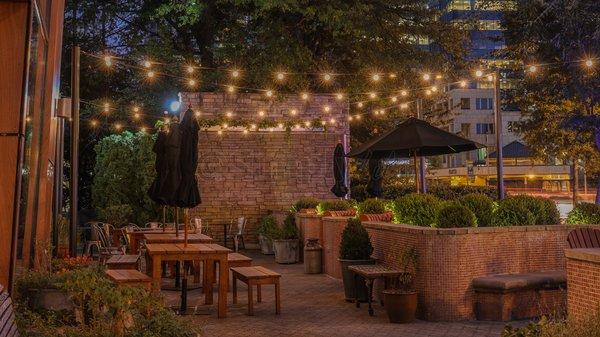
[
  {"x1": 296, "y1": 213, "x2": 323, "y2": 219},
  {"x1": 363, "y1": 222, "x2": 570, "y2": 236},
  {"x1": 565, "y1": 248, "x2": 600, "y2": 264}
]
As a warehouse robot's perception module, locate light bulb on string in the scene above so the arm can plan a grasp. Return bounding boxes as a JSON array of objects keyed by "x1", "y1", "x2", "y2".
[
  {"x1": 103, "y1": 55, "x2": 112, "y2": 67},
  {"x1": 265, "y1": 90, "x2": 274, "y2": 98},
  {"x1": 371, "y1": 73, "x2": 381, "y2": 82},
  {"x1": 230, "y1": 69, "x2": 240, "y2": 78},
  {"x1": 275, "y1": 72, "x2": 285, "y2": 81},
  {"x1": 422, "y1": 73, "x2": 431, "y2": 81},
  {"x1": 133, "y1": 113, "x2": 140, "y2": 120},
  {"x1": 435, "y1": 74, "x2": 443, "y2": 80},
  {"x1": 133, "y1": 106, "x2": 140, "y2": 113},
  {"x1": 186, "y1": 65, "x2": 195, "y2": 74},
  {"x1": 425, "y1": 89, "x2": 432, "y2": 96},
  {"x1": 114, "y1": 123, "x2": 122, "y2": 131},
  {"x1": 357, "y1": 102, "x2": 364, "y2": 108},
  {"x1": 459, "y1": 80, "x2": 467, "y2": 88},
  {"x1": 323, "y1": 105, "x2": 331, "y2": 113},
  {"x1": 329, "y1": 118, "x2": 336, "y2": 124},
  {"x1": 389, "y1": 73, "x2": 397, "y2": 79},
  {"x1": 400, "y1": 103, "x2": 408, "y2": 109},
  {"x1": 336, "y1": 93, "x2": 344, "y2": 101},
  {"x1": 305, "y1": 121, "x2": 311, "y2": 127},
  {"x1": 258, "y1": 110, "x2": 265, "y2": 117},
  {"x1": 321, "y1": 121, "x2": 327, "y2": 126},
  {"x1": 225, "y1": 111, "x2": 233, "y2": 118},
  {"x1": 290, "y1": 109, "x2": 297, "y2": 116},
  {"x1": 527, "y1": 65, "x2": 537, "y2": 73},
  {"x1": 140, "y1": 127, "x2": 147, "y2": 133},
  {"x1": 143, "y1": 60, "x2": 152, "y2": 68},
  {"x1": 147, "y1": 70, "x2": 155, "y2": 78},
  {"x1": 278, "y1": 123, "x2": 284, "y2": 129},
  {"x1": 348, "y1": 115, "x2": 354, "y2": 121},
  {"x1": 391, "y1": 96, "x2": 398, "y2": 103},
  {"x1": 243, "y1": 129, "x2": 249, "y2": 135},
  {"x1": 322, "y1": 73, "x2": 333, "y2": 83},
  {"x1": 301, "y1": 92, "x2": 310, "y2": 100},
  {"x1": 188, "y1": 79, "x2": 197, "y2": 87},
  {"x1": 487, "y1": 74, "x2": 494, "y2": 81},
  {"x1": 90, "y1": 120, "x2": 98, "y2": 127},
  {"x1": 227, "y1": 85, "x2": 236, "y2": 93},
  {"x1": 585, "y1": 59, "x2": 594, "y2": 68},
  {"x1": 194, "y1": 111, "x2": 201, "y2": 117},
  {"x1": 475, "y1": 69, "x2": 484, "y2": 78},
  {"x1": 250, "y1": 124, "x2": 257, "y2": 130},
  {"x1": 103, "y1": 102, "x2": 110, "y2": 112},
  {"x1": 368, "y1": 92, "x2": 377, "y2": 99},
  {"x1": 401, "y1": 90, "x2": 408, "y2": 97},
  {"x1": 217, "y1": 130, "x2": 223, "y2": 136},
  {"x1": 355, "y1": 115, "x2": 362, "y2": 120},
  {"x1": 431, "y1": 86, "x2": 438, "y2": 93}
]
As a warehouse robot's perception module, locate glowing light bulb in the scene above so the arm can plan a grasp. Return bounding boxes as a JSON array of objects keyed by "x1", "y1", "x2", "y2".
[
  {"x1": 400, "y1": 103, "x2": 408, "y2": 109},
  {"x1": 391, "y1": 96, "x2": 398, "y2": 103},
  {"x1": 423, "y1": 73, "x2": 431, "y2": 81},
  {"x1": 276, "y1": 72, "x2": 285, "y2": 81},
  {"x1": 103, "y1": 102, "x2": 110, "y2": 111},
  {"x1": 243, "y1": 129, "x2": 249, "y2": 135},
  {"x1": 323, "y1": 105, "x2": 331, "y2": 113},
  {"x1": 528, "y1": 65, "x2": 537, "y2": 73},
  {"x1": 431, "y1": 86, "x2": 438, "y2": 92},
  {"x1": 133, "y1": 113, "x2": 140, "y2": 119},
  {"x1": 194, "y1": 111, "x2": 201, "y2": 117},
  {"x1": 231, "y1": 70, "x2": 240, "y2": 78},
  {"x1": 104, "y1": 56, "x2": 112, "y2": 67},
  {"x1": 380, "y1": 110, "x2": 385, "y2": 115},
  {"x1": 336, "y1": 93, "x2": 344, "y2": 100},
  {"x1": 372, "y1": 73, "x2": 381, "y2": 82},
  {"x1": 269, "y1": 127, "x2": 274, "y2": 132},
  {"x1": 133, "y1": 106, "x2": 140, "y2": 112},
  {"x1": 436, "y1": 74, "x2": 443, "y2": 80},
  {"x1": 278, "y1": 123, "x2": 284, "y2": 128},
  {"x1": 475, "y1": 70, "x2": 483, "y2": 78},
  {"x1": 294, "y1": 124, "x2": 300, "y2": 129},
  {"x1": 301, "y1": 92, "x2": 309, "y2": 100},
  {"x1": 369, "y1": 92, "x2": 377, "y2": 99},
  {"x1": 222, "y1": 123, "x2": 228, "y2": 128},
  {"x1": 401, "y1": 90, "x2": 408, "y2": 97},
  {"x1": 225, "y1": 111, "x2": 233, "y2": 118},
  {"x1": 389, "y1": 73, "x2": 397, "y2": 79},
  {"x1": 265, "y1": 90, "x2": 274, "y2": 98},
  {"x1": 143, "y1": 60, "x2": 152, "y2": 68},
  {"x1": 227, "y1": 85, "x2": 236, "y2": 93},
  {"x1": 425, "y1": 89, "x2": 432, "y2": 95},
  {"x1": 321, "y1": 121, "x2": 327, "y2": 126},
  {"x1": 258, "y1": 110, "x2": 265, "y2": 117},
  {"x1": 188, "y1": 79, "x2": 196, "y2": 86},
  {"x1": 487, "y1": 74, "x2": 494, "y2": 81},
  {"x1": 90, "y1": 120, "x2": 98, "y2": 127},
  {"x1": 251, "y1": 124, "x2": 257, "y2": 130},
  {"x1": 348, "y1": 116, "x2": 354, "y2": 121},
  {"x1": 357, "y1": 102, "x2": 364, "y2": 108},
  {"x1": 290, "y1": 109, "x2": 297, "y2": 115},
  {"x1": 329, "y1": 118, "x2": 336, "y2": 124},
  {"x1": 305, "y1": 121, "x2": 311, "y2": 127},
  {"x1": 114, "y1": 123, "x2": 122, "y2": 130},
  {"x1": 460, "y1": 80, "x2": 467, "y2": 88},
  {"x1": 322, "y1": 73, "x2": 332, "y2": 82},
  {"x1": 356, "y1": 115, "x2": 362, "y2": 120},
  {"x1": 217, "y1": 130, "x2": 223, "y2": 136},
  {"x1": 187, "y1": 66, "x2": 195, "y2": 73},
  {"x1": 140, "y1": 127, "x2": 147, "y2": 133},
  {"x1": 147, "y1": 70, "x2": 155, "y2": 78},
  {"x1": 585, "y1": 59, "x2": 594, "y2": 67}
]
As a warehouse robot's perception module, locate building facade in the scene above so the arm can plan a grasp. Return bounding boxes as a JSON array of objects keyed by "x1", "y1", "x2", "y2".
[{"x1": 0, "y1": 0, "x2": 66, "y2": 291}]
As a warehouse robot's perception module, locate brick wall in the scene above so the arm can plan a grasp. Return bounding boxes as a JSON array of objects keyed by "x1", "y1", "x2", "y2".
[
  {"x1": 180, "y1": 92, "x2": 349, "y2": 244},
  {"x1": 361, "y1": 223, "x2": 571, "y2": 321},
  {"x1": 565, "y1": 249, "x2": 600, "y2": 322}
]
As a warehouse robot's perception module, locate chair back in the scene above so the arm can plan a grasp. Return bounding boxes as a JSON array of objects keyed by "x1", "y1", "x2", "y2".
[
  {"x1": 194, "y1": 218, "x2": 203, "y2": 233},
  {"x1": 93, "y1": 223, "x2": 111, "y2": 248},
  {"x1": 145, "y1": 222, "x2": 161, "y2": 229},
  {"x1": 567, "y1": 227, "x2": 600, "y2": 248},
  {"x1": 0, "y1": 284, "x2": 19, "y2": 336},
  {"x1": 236, "y1": 217, "x2": 246, "y2": 235}
]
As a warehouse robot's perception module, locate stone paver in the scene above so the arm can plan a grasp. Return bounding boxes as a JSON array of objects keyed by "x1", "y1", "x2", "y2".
[{"x1": 163, "y1": 251, "x2": 515, "y2": 337}]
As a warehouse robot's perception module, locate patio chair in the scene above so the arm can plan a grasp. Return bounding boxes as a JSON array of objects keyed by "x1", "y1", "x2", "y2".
[
  {"x1": 93, "y1": 223, "x2": 126, "y2": 263},
  {"x1": 194, "y1": 218, "x2": 203, "y2": 234},
  {"x1": 145, "y1": 222, "x2": 162, "y2": 229},
  {"x1": 227, "y1": 217, "x2": 247, "y2": 252},
  {"x1": 84, "y1": 221, "x2": 104, "y2": 256}
]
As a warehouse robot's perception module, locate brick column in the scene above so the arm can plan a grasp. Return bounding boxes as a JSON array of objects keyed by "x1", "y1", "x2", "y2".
[{"x1": 565, "y1": 248, "x2": 600, "y2": 322}]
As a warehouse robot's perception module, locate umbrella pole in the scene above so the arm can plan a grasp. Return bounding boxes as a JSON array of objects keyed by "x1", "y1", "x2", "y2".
[
  {"x1": 184, "y1": 209, "x2": 189, "y2": 247},
  {"x1": 175, "y1": 207, "x2": 180, "y2": 237},
  {"x1": 162, "y1": 206, "x2": 166, "y2": 232},
  {"x1": 414, "y1": 151, "x2": 420, "y2": 193}
]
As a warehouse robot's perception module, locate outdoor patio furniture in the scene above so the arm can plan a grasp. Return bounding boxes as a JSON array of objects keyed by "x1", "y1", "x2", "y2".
[
  {"x1": 92, "y1": 223, "x2": 126, "y2": 262},
  {"x1": 105, "y1": 269, "x2": 152, "y2": 290},
  {"x1": 194, "y1": 218, "x2": 202, "y2": 234},
  {"x1": 126, "y1": 227, "x2": 200, "y2": 254},
  {"x1": 83, "y1": 221, "x2": 107, "y2": 256},
  {"x1": 0, "y1": 284, "x2": 19, "y2": 336},
  {"x1": 567, "y1": 227, "x2": 600, "y2": 248},
  {"x1": 106, "y1": 254, "x2": 140, "y2": 270},
  {"x1": 226, "y1": 217, "x2": 247, "y2": 252},
  {"x1": 145, "y1": 243, "x2": 231, "y2": 318},
  {"x1": 348, "y1": 265, "x2": 406, "y2": 316},
  {"x1": 231, "y1": 266, "x2": 281, "y2": 316},
  {"x1": 145, "y1": 222, "x2": 162, "y2": 229},
  {"x1": 472, "y1": 271, "x2": 566, "y2": 321}
]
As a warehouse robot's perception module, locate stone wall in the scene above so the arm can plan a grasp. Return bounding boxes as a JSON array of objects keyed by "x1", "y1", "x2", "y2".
[
  {"x1": 565, "y1": 248, "x2": 600, "y2": 322},
  {"x1": 179, "y1": 92, "x2": 349, "y2": 244}
]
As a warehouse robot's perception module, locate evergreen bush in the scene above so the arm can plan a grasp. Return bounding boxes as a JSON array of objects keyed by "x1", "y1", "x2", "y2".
[
  {"x1": 435, "y1": 202, "x2": 477, "y2": 228},
  {"x1": 391, "y1": 193, "x2": 440, "y2": 226},
  {"x1": 339, "y1": 218, "x2": 373, "y2": 260},
  {"x1": 458, "y1": 193, "x2": 494, "y2": 226},
  {"x1": 357, "y1": 198, "x2": 388, "y2": 215},
  {"x1": 566, "y1": 202, "x2": 600, "y2": 225}
]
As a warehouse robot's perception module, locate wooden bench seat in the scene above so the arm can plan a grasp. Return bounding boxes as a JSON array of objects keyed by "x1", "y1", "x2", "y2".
[
  {"x1": 568, "y1": 227, "x2": 600, "y2": 248},
  {"x1": 0, "y1": 284, "x2": 19, "y2": 337},
  {"x1": 231, "y1": 266, "x2": 281, "y2": 316},
  {"x1": 228, "y1": 252, "x2": 253, "y2": 268},
  {"x1": 473, "y1": 271, "x2": 566, "y2": 321},
  {"x1": 105, "y1": 254, "x2": 140, "y2": 270},
  {"x1": 105, "y1": 269, "x2": 152, "y2": 290}
]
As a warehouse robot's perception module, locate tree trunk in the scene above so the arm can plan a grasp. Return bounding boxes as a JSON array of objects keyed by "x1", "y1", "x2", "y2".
[{"x1": 572, "y1": 160, "x2": 579, "y2": 205}]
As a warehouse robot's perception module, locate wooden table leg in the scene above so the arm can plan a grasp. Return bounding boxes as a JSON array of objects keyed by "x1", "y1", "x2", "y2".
[
  {"x1": 257, "y1": 284, "x2": 262, "y2": 303},
  {"x1": 204, "y1": 259, "x2": 214, "y2": 305},
  {"x1": 151, "y1": 255, "x2": 162, "y2": 291},
  {"x1": 248, "y1": 280, "x2": 254, "y2": 316},
  {"x1": 366, "y1": 279, "x2": 374, "y2": 316},
  {"x1": 232, "y1": 273, "x2": 238, "y2": 304},
  {"x1": 131, "y1": 236, "x2": 139, "y2": 254},
  {"x1": 275, "y1": 279, "x2": 281, "y2": 315},
  {"x1": 193, "y1": 260, "x2": 201, "y2": 284},
  {"x1": 218, "y1": 255, "x2": 228, "y2": 318},
  {"x1": 354, "y1": 273, "x2": 360, "y2": 308}
]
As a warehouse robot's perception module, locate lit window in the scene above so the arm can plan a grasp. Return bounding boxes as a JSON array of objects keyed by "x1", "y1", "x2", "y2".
[
  {"x1": 475, "y1": 98, "x2": 493, "y2": 110},
  {"x1": 478, "y1": 20, "x2": 504, "y2": 30},
  {"x1": 448, "y1": 0, "x2": 471, "y2": 10},
  {"x1": 475, "y1": 0, "x2": 516, "y2": 11}
]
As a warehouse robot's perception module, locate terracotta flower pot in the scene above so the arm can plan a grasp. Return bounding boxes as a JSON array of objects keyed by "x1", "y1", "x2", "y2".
[{"x1": 383, "y1": 290, "x2": 418, "y2": 323}]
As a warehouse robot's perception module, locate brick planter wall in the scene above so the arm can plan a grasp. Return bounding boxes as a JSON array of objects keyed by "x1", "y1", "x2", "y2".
[
  {"x1": 180, "y1": 92, "x2": 349, "y2": 244},
  {"x1": 362, "y1": 222, "x2": 571, "y2": 321},
  {"x1": 322, "y1": 217, "x2": 352, "y2": 279},
  {"x1": 565, "y1": 248, "x2": 600, "y2": 322},
  {"x1": 296, "y1": 214, "x2": 324, "y2": 246}
]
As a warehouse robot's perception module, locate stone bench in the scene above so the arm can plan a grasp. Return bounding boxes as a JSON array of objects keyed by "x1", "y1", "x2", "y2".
[{"x1": 473, "y1": 271, "x2": 566, "y2": 321}]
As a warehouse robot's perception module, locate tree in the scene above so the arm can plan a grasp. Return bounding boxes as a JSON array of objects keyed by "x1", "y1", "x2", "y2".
[
  {"x1": 92, "y1": 131, "x2": 158, "y2": 225},
  {"x1": 502, "y1": 0, "x2": 600, "y2": 202}
]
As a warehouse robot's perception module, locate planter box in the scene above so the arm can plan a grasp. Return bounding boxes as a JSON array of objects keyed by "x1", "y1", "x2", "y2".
[
  {"x1": 363, "y1": 222, "x2": 572, "y2": 321},
  {"x1": 323, "y1": 209, "x2": 356, "y2": 217},
  {"x1": 322, "y1": 217, "x2": 354, "y2": 279},
  {"x1": 359, "y1": 212, "x2": 393, "y2": 222}
]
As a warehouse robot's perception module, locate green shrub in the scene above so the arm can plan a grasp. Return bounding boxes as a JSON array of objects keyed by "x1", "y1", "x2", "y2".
[
  {"x1": 357, "y1": 198, "x2": 388, "y2": 215},
  {"x1": 502, "y1": 308, "x2": 600, "y2": 337},
  {"x1": 382, "y1": 184, "x2": 415, "y2": 200},
  {"x1": 273, "y1": 213, "x2": 299, "y2": 240},
  {"x1": 257, "y1": 215, "x2": 279, "y2": 239},
  {"x1": 99, "y1": 204, "x2": 133, "y2": 228},
  {"x1": 350, "y1": 184, "x2": 369, "y2": 202},
  {"x1": 566, "y1": 202, "x2": 600, "y2": 225},
  {"x1": 493, "y1": 198, "x2": 536, "y2": 226},
  {"x1": 435, "y1": 202, "x2": 477, "y2": 228},
  {"x1": 351, "y1": 183, "x2": 497, "y2": 201},
  {"x1": 339, "y1": 218, "x2": 373, "y2": 260},
  {"x1": 458, "y1": 193, "x2": 494, "y2": 226},
  {"x1": 506, "y1": 195, "x2": 559, "y2": 225},
  {"x1": 291, "y1": 197, "x2": 320, "y2": 213},
  {"x1": 391, "y1": 193, "x2": 440, "y2": 226},
  {"x1": 317, "y1": 199, "x2": 353, "y2": 214}
]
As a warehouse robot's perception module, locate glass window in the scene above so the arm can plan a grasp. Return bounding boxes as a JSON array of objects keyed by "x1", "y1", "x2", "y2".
[
  {"x1": 461, "y1": 123, "x2": 471, "y2": 137},
  {"x1": 476, "y1": 98, "x2": 493, "y2": 109},
  {"x1": 460, "y1": 98, "x2": 471, "y2": 109},
  {"x1": 475, "y1": 0, "x2": 516, "y2": 10},
  {"x1": 476, "y1": 123, "x2": 495, "y2": 134},
  {"x1": 448, "y1": 0, "x2": 472, "y2": 10},
  {"x1": 478, "y1": 20, "x2": 503, "y2": 30}
]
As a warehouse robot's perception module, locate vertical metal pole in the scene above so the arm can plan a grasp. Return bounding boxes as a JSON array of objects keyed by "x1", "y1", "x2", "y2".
[
  {"x1": 416, "y1": 99, "x2": 426, "y2": 193},
  {"x1": 70, "y1": 46, "x2": 80, "y2": 256},
  {"x1": 52, "y1": 118, "x2": 65, "y2": 256},
  {"x1": 414, "y1": 151, "x2": 420, "y2": 193},
  {"x1": 493, "y1": 70, "x2": 505, "y2": 200},
  {"x1": 572, "y1": 160, "x2": 579, "y2": 205}
]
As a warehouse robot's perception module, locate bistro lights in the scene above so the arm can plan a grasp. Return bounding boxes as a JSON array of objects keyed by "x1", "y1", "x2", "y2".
[
  {"x1": 301, "y1": 92, "x2": 310, "y2": 100},
  {"x1": 133, "y1": 106, "x2": 140, "y2": 112},
  {"x1": 435, "y1": 74, "x2": 443, "y2": 80},
  {"x1": 431, "y1": 85, "x2": 438, "y2": 92},
  {"x1": 143, "y1": 60, "x2": 152, "y2": 68},
  {"x1": 475, "y1": 69, "x2": 484, "y2": 78},
  {"x1": 225, "y1": 111, "x2": 233, "y2": 118},
  {"x1": 227, "y1": 85, "x2": 236, "y2": 93},
  {"x1": 258, "y1": 110, "x2": 265, "y2": 117},
  {"x1": 460, "y1": 80, "x2": 467, "y2": 87},
  {"x1": 133, "y1": 113, "x2": 140, "y2": 119},
  {"x1": 400, "y1": 90, "x2": 408, "y2": 97},
  {"x1": 371, "y1": 73, "x2": 381, "y2": 82},
  {"x1": 336, "y1": 93, "x2": 344, "y2": 100},
  {"x1": 585, "y1": 59, "x2": 594, "y2": 67},
  {"x1": 400, "y1": 103, "x2": 409, "y2": 109},
  {"x1": 230, "y1": 69, "x2": 240, "y2": 78},
  {"x1": 276, "y1": 72, "x2": 286, "y2": 81},
  {"x1": 368, "y1": 92, "x2": 377, "y2": 99},
  {"x1": 528, "y1": 65, "x2": 538, "y2": 73},
  {"x1": 391, "y1": 96, "x2": 398, "y2": 103},
  {"x1": 188, "y1": 79, "x2": 197, "y2": 86},
  {"x1": 114, "y1": 123, "x2": 123, "y2": 130},
  {"x1": 265, "y1": 90, "x2": 274, "y2": 98},
  {"x1": 290, "y1": 109, "x2": 297, "y2": 116},
  {"x1": 186, "y1": 65, "x2": 195, "y2": 73},
  {"x1": 323, "y1": 105, "x2": 331, "y2": 113},
  {"x1": 422, "y1": 73, "x2": 431, "y2": 81},
  {"x1": 103, "y1": 55, "x2": 112, "y2": 67},
  {"x1": 103, "y1": 102, "x2": 110, "y2": 112},
  {"x1": 357, "y1": 102, "x2": 364, "y2": 108},
  {"x1": 322, "y1": 73, "x2": 333, "y2": 82},
  {"x1": 147, "y1": 70, "x2": 155, "y2": 78},
  {"x1": 90, "y1": 120, "x2": 98, "y2": 127}
]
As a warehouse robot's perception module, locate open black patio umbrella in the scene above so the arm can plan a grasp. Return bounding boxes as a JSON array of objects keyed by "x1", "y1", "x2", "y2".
[
  {"x1": 331, "y1": 143, "x2": 348, "y2": 198},
  {"x1": 348, "y1": 117, "x2": 484, "y2": 192},
  {"x1": 366, "y1": 158, "x2": 383, "y2": 198}
]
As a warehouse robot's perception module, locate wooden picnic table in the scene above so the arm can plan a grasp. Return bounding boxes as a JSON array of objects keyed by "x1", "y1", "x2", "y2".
[
  {"x1": 143, "y1": 232, "x2": 213, "y2": 245},
  {"x1": 145, "y1": 243, "x2": 231, "y2": 318},
  {"x1": 125, "y1": 228, "x2": 197, "y2": 254}
]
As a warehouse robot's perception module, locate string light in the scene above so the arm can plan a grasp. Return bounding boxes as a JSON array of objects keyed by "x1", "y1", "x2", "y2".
[
  {"x1": 103, "y1": 55, "x2": 112, "y2": 67},
  {"x1": 290, "y1": 109, "x2": 297, "y2": 116},
  {"x1": 90, "y1": 120, "x2": 98, "y2": 127},
  {"x1": 258, "y1": 110, "x2": 265, "y2": 117},
  {"x1": 217, "y1": 130, "x2": 223, "y2": 136},
  {"x1": 321, "y1": 120, "x2": 327, "y2": 126},
  {"x1": 276, "y1": 72, "x2": 285, "y2": 81},
  {"x1": 475, "y1": 70, "x2": 484, "y2": 78},
  {"x1": 243, "y1": 129, "x2": 249, "y2": 135},
  {"x1": 425, "y1": 89, "x2": 432, "y2": 96},
  {"x1": 186, "y1": 65, "x2": 195, "y2": 73},
  {"x1": 348, "y1": 115, "x2": 354, "y2": 121},
  {"x1": 459, "y1": 80, "x2": 467, "y2": 88},
  {"x1": 368, "y1": 92, "x2": 377, "y2": 99},
  {"x1": 336, "y1": 93, "x2": 344, "y2": 100},
  {"x1": 301, "y1": 92, "x2": 310, "y2": 100},
  {"x1": 391, "y1": 96, "x2": 398, "y2": 103},
  {"x1": 329, "y1": 118, "x2": 336, "y2": 124},
  {"x1": 269, "y1": 127, "x2": 274, "y2": 132},
  {"x1": 528, "y1": 65, "x2": 538, "y2": 73},
  {"x1": 389, "y1": 73, "x2": 397, "y2": 79},
  {"x1": 140, "y1": 127, "x2": 147, "y2": 133},
  {"x1": 250, "y1": 124, "x2": 257, "y2": 130},
  {"x1": 265, "y1": 90, "x2": 274, "y2": 98},
  {"x1": 278, "y1": 123, "x2": 284, "y2": 128},
  {"x1": 371, "y1": 73, "x2": 381, "y2": 82},
  {"x1": 133, "y1": 106, "x2": 140, "y2": 112},
  {"x1": 355, "y1": 115, "x2": 362, "y2": 120},
  {"x1": 143, "y1": 60, "x2": 152, "y2": 68},
  {"x1": 133, "y1": 113, "x2": 140, "y2": 119},
  {"x1": 114, "y1": 123, "x2": 122, "y2": 130},
  {"x1": 431, "y1": 86, "x2": 438, "y2": 92},
  {"x1": 225, "y1": 111, "x2": 233, "y2": 118},
  {"x1": 422, "y1": 73, "x2": 431, "y2": 81},
  {"x1": 147, "y1": 70, "x2": 155, "y2": 78},
  {"x1": 487, "y1": 74, "x2": 494, "y2": 81},
  {"x1": 103, "y1": 102, "x2": 110, "y2": 112},
  {"x1": 305, "y1": 121, "x2": 311, "y2": 127},
  {"x1": 294, "y1": 124, "x2": 301, "y2": 129},
  {"x1": 227, "y1": 85, "x2": 236, "y2": 93},
  {"x1": 231, "y1": 69, "x2": 240, "y2": 78},
  {"x1": 188, "y1": 79, "x2": 197, "y2": 87},
  {"x1": 357, "y1": 102, "x2": 364, "y2": 108},
  {"x1": 400, "y1": 103, "x2": 408, "y2": 109},
  {"x1": 222, "y1": 123, "x2": 228, "y2": 128},
  {"x1": 322, "y1": 73, "x2": 332, "y2": 82},
  {"x1": 400, "y1": 90, "x2": 408, "y2": 97},
  {"x1": 323, "y1": 105, "x2": 331, "y2": 113},
  {"x1": 435, "y1": 74, "x2": 443, "y2": 80},
  {"x1": 585, "y1": 59, "x2": 594, "y2": 67},
  {"x1": 194, "y1": 111, "x2": 201, "y2": 117}
]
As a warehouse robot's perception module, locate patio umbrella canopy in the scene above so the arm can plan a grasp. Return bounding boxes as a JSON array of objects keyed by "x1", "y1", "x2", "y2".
[
  {"x1": 175, "y1": 108, "x2": 201, "y2": 208},
  {"x1": 347, "y1": 117, "x2": 484, "y2": 159},
  {"x1": 331, "y1": 143, "x2": 348, "y2": 198}
]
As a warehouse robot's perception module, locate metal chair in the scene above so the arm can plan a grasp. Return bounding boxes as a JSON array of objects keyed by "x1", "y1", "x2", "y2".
[
  {"x1": 84, "y1": 221, "x2": 103, "y2": 256},
  {"x1": 145, "y1": 222, "x2": 162, "y2": 229},
  {"x1": 93, "y1": 223, "x2": 125, "y2": 263},
  {"x1": 227, "y1": 217, "x2": 247, "y2": 252},
  {"x1": 194, "y1": 218, "x2": 203, "y2": 234}
]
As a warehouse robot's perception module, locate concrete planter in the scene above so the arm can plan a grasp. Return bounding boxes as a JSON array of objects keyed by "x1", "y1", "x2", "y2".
[
  {"x1": 273, "y1": 239, "x2": 300, "y2": 264},
  {"x1": 29, "y1": 288, "x2": 73, "y2": 311},
  {"x1": 258, "y1": 234, "x2": 274, "y2": 255}
]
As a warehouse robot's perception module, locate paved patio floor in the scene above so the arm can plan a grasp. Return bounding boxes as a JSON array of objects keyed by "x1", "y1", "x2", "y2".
[{"x1": 163, "y1": 251, "x2": 518, "y2": 337}]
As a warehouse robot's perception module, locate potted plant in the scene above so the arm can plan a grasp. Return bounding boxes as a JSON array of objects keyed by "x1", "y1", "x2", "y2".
[
  {"x1": 339, "y1": 218, "x2": 375, "y2": 302},
  {"x1": 272, "y1": 213, "x2": 300, "y2": 264},
  {"x1": 317, "y1": 199, "x2": 356, "y2": 217},
  {"x1": 291, "y1": 197, "x2": 320, "y2": 214},
  {"x1": 257, "y1": 216, "x2": 278, "y2": 255},
  {"x1": 357, "y1": 198, "x2": 392, "y2": 222},
  {"x1": 382, "y1": 247, "x2": 419, "y2": 323}
]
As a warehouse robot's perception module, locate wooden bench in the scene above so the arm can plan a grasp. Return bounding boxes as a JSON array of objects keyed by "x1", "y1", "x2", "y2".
[
  {"x1": 472, "y1": 271, "x2": 566, "y2": 321},
  {"x1": 228, "y1": 252, "x2": 252, "y2": 268},
  {"x1": 232, "y1": 266, "x2": 281, "y2": 316},
  {"x1": 0, "y1": 284, "x2": 19, "y2": 337},
  {"x1": 105, "y1": 254, "x2": 140, "y2": 270},
  {"x1": 348, "y1": 264, "x2": 407, "y2": 316},
  {"x1": 568, "y1": 227, "x2": 600, "y2": 248},
  {"x1": 105, "y1": 269, "x2": 152, "y2": 290}
]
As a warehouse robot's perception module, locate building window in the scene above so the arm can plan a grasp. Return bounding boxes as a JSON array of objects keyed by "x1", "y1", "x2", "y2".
[
  {"x1": 475, "y1": 0, "x2": 516, "y2": 11},
  {"x1": 507, "y1": 121, "x2": 517, "y2": 133},
  {"x1": 475, "y1": 98, "x2": 493, "y2": 110},
  {"x1": 460, "y1": 98, "x2": 470, "y2": 109},
  {"x1": 461, "y1": 123, "x2": 471, "y2": 137},
  {"x1": 476, "y1": 123, "x2": 495, "y2": 134},
  {"x1": 448, "y1": 0, "x2": 471, "y2": 10},
  {"x1": 478, "y1": 20, "x2": 504, "y2": 31}
]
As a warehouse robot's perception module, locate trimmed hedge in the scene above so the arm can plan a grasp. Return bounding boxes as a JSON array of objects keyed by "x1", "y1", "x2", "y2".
[
  {"x1": 493, "y1": 198, "x2": 536, "y2": 226},
  {"x1": 351, "y1": 183, "x2": 496, "y2": 202},
  {"x1": 357, "y1": 198, "x2": 388, "y2": 215},
  {"x1": 391, "y1": 193, "x2": 441, "y2": 226},
  {"x1": 566, "y1": 202, "x2": 600, "y2": 225},
  {"x1": 435, "y1": 202, "x2": 477, "y2": 228},
  {"x1": 317, "y1": 199, "x2": 354, "y2": 214},
  {"x1": 339, "y1": 218, "x2": 373, "y2": 260},
  {"x1": 458, "y1": 193, "x2": 494, "y2": 227},
  {"x1": 502, "y1": 195, "x2": 560, "y2": 225}
]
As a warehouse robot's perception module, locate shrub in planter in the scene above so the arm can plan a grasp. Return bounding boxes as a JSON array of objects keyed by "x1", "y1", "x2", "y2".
[
  {"x1": 391, "y1": 193, "x2": 440, "y2": 226},
  {"x1": 272, "y1": 214, "x2": 300, "y2": 264},
  {"x1": 458, "y1": 193, "x2": 494, "y2": 227},
  {"x1": 291, "y1": 197, "x2": 321, "y2": 213},
  {"x1": 383, "y1": 247, "x2": 419, "y2": 323},
  {"x1": 357, "y1": 198, "x2": 388, "y2": 215},
  {"x1": 317, "y1": 199, "x2": 354, "y2": 215},
  {"x1": 537, "y1": 197, "x2": 561, "y2": 225},
  {"x1": 566, "y1": 202, "x2": 600, "y2": 225},
  {"x1": 493, "y1": 198, "x2": 536, "y2": 226},
  {"x1": 339, "y1": 218, "x2": 375, "y2": 302},
  {"x1": 507, "y1": 195, "x2": 560, "y2": 225},
  {"x1": 434, "y1": 202, "x2": 477, "y2": 228},
  {"x1": 257, "y1": 215, "x2": 278, "y2": 255}
]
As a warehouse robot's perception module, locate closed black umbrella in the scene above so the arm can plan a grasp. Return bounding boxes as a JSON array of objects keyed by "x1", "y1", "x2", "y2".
[
  {"x1": 148, "y1": 128, "x2": 168, "y2": 205},
  {"x1": 175, "y1": 108, "x2": 201, "y2": 208},
  {"x1": 331, "y1": 143, "x2": 348, "y2": 198},
  {"x1": 366, "y1": 158, "x2": 383, "y2": 198}
]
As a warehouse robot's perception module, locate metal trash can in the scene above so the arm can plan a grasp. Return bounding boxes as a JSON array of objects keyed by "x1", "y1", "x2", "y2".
[{"x1": 303, "y1": 238, "x2": 323, "y2": 274}]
